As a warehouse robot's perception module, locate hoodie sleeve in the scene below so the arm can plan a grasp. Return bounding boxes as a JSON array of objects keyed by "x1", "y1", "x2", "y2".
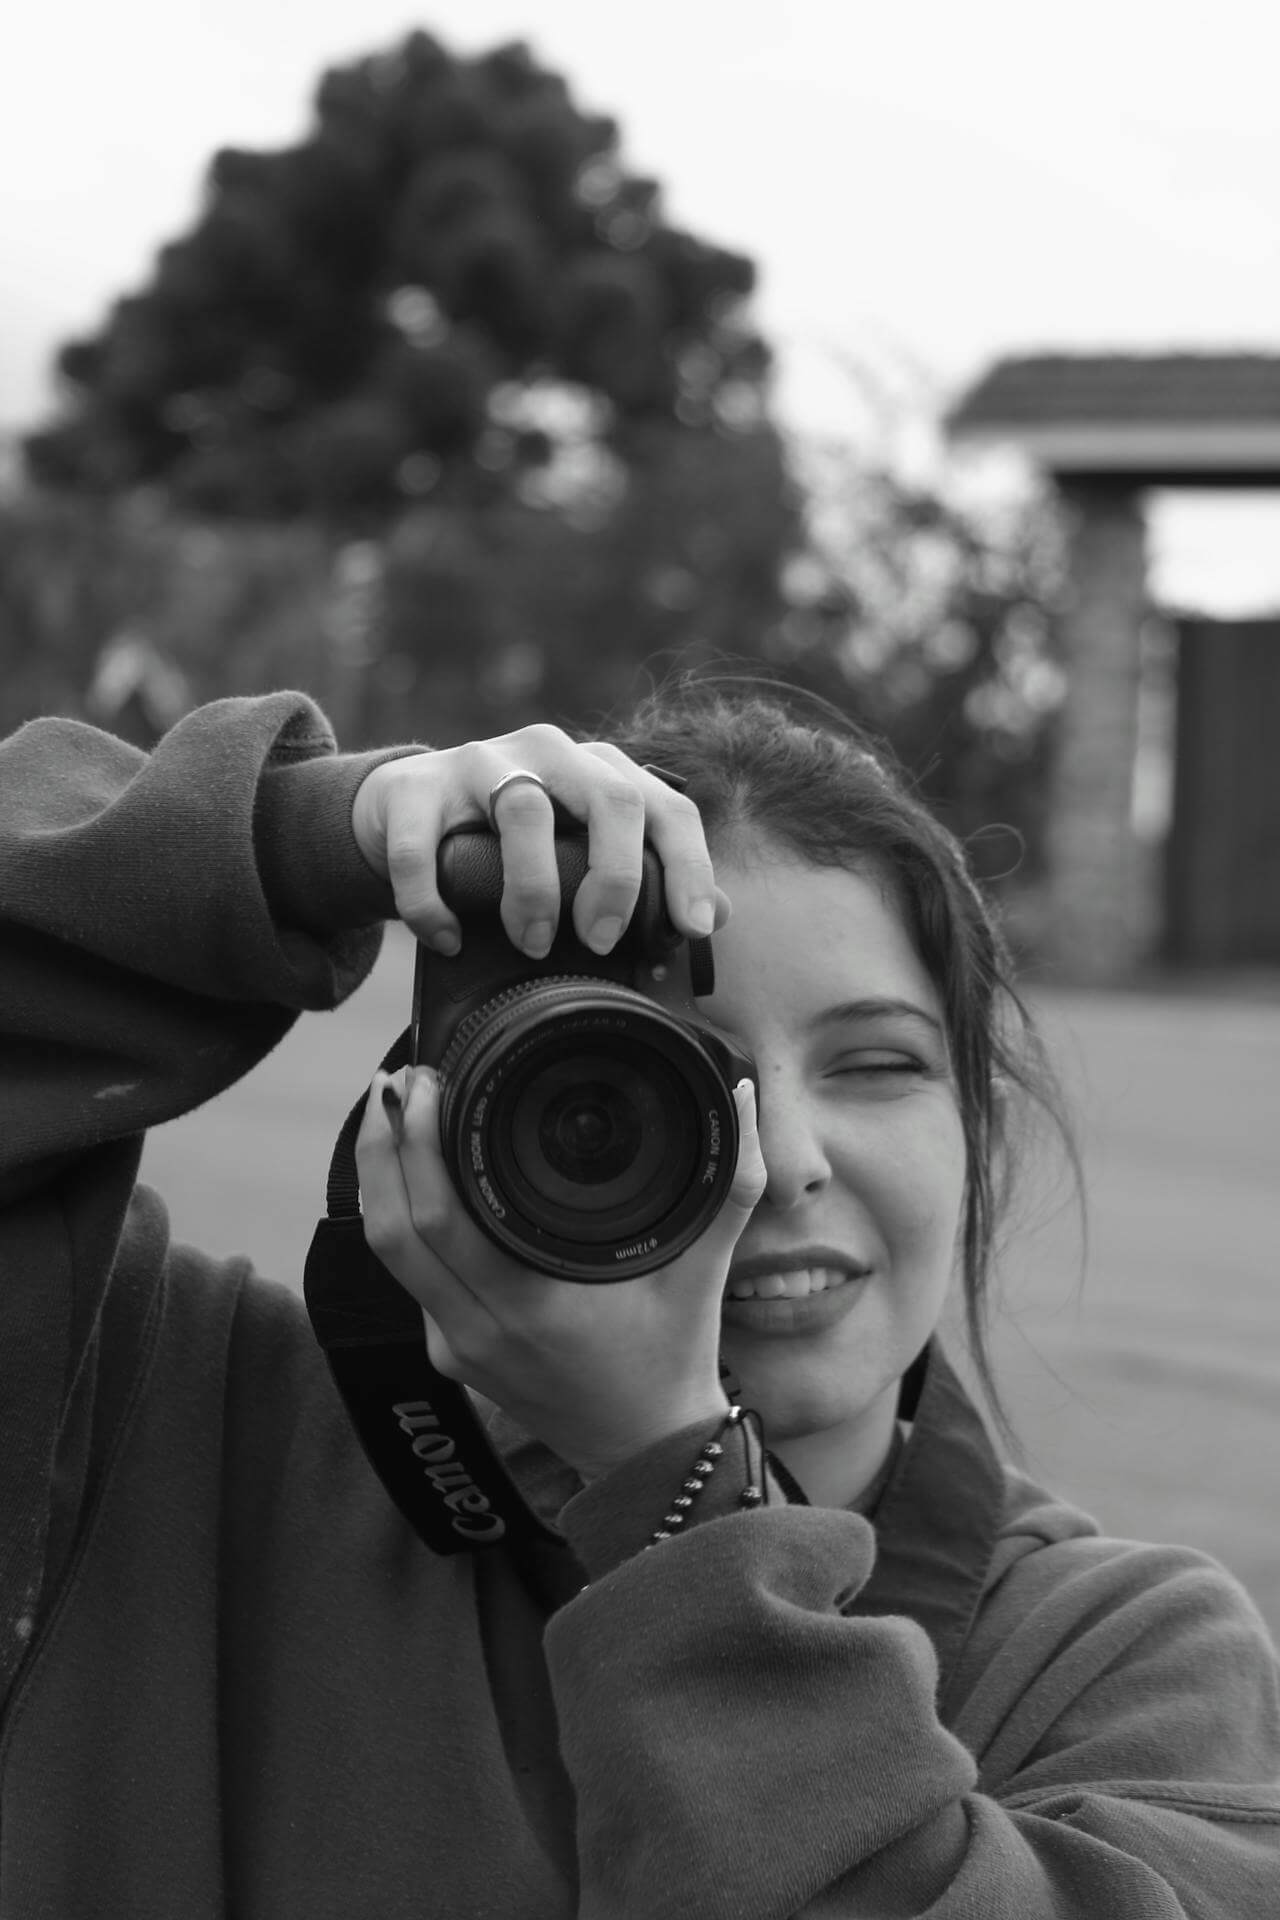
[
  {"x1": 0, "y1": 691, "x2": 418, "y2": 1698},
  {"x1": 545, "y1": 1447, "x2": 1280, "y2": 1920},
  {"x1": 0, "y1": 691, "x2": 413, "y2": 1194}
]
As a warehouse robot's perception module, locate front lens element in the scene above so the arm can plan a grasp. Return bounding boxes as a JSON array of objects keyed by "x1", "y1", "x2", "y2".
[
  {"x1": 506, "y1": 1043, "x2": 691, "y2": 1220},
  {"x1": 535, "y1": 1074, "x2": 645, "y2": 1187}
]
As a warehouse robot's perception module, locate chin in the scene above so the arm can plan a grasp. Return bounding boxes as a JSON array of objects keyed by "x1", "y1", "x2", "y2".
[{"x1": 724, "y1": 1341, "x2": 897, "y2": 1444}]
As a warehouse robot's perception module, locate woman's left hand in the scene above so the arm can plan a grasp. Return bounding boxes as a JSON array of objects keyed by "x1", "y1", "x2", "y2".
[{"x1": 355, "y1": 1065, "x2": 765, "y2": 1481}]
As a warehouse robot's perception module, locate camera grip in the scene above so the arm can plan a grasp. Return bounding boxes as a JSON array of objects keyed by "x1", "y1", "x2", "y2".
[
  {"x1": 437, "y1": 830, "x2": 589, "y2": 913},
  {"x1": 437, "y1": 830, "x2": 673, "y2": 947}
]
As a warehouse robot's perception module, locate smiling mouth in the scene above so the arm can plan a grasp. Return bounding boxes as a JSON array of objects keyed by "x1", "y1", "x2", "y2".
[{"x1": 724, "y1": 1265, "x2": 865, "y2": 1302}]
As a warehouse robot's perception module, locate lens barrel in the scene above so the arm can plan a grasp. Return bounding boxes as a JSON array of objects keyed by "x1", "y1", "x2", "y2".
[{"x1": 437, "y1": 978, "x2": 739, "y2": 1280}]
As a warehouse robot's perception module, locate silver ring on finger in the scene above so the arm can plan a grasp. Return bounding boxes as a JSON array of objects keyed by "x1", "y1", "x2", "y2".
[{"x1": 487, "y1": 768, "x2": 550, "y2": 833}]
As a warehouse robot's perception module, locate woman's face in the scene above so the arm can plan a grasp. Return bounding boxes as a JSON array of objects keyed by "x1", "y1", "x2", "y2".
[{"x1": 705, "y1": 845, "x2": 968, "y2": 1470}]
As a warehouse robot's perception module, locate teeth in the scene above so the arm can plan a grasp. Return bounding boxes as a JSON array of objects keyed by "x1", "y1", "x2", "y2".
[{"x1": 726, "y1": 1267, "x2": 856, "y2": 1301}]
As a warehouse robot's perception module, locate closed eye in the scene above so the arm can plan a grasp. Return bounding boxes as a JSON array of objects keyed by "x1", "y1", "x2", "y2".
[
  {"x1": 828, "y1": 1055, "x2": 944, "y2": 1099},
  {"x1": 830, "y1": 1054, "x2": 927, "y2": 1077}
]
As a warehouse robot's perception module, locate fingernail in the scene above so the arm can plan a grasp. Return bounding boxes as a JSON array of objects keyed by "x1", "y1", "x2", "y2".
[
  {"x1": 586, "y1": 915, "x2": 624, "y2": 953},
  {"x1": 523, "y1": 919, "x2": 554, "y2": 957},
  {"x1": 431, "y1": 927, "x2": 461, "y2": 957},
  {"x1": 688, "y1": 898, "x2": 715, "y2": 937},
  {"x1": 381, "y1": 1080, "x2": 405, "y2": 1145}
]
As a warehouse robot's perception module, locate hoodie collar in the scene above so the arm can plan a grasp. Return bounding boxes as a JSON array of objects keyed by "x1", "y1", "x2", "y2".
[
  {"x1": 851, "y1": 1337, "x2": 1007, "y2": 1711},
  {"x1": 484, "y1": 1334, "x2": 1006, "y2": 1704}
]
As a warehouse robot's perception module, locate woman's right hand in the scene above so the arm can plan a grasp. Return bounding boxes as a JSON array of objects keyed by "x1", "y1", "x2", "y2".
[{"x1": 350, "y1": 724, "x2": 731, "y2": 959}]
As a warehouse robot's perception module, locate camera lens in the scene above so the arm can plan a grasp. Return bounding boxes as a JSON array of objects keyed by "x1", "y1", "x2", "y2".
[
  {"x1": 533, "y1": 1074, "x2": 646, "y2": 1189},
  {"x1": 437, "y1": 979, "x2": 738, "y2": 1280},
  {"x1": 506, "y1": 1044, "x2": 688, "y2": 1220}
]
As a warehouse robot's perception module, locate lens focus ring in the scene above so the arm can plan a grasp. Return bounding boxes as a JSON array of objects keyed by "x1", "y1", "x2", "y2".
[{"x1": 437, "y1": 977, "x2": 580, "y2": 1089}]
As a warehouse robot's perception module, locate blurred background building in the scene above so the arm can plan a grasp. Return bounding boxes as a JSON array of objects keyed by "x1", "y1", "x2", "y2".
[{"x1": 949, "y1": 353, "x2": 1280, "y2": 981}]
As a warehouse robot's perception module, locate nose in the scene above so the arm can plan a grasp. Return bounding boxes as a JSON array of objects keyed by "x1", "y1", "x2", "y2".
[{"x1": 755, "y1": 1074, "x2": 831, "y2": 1212}]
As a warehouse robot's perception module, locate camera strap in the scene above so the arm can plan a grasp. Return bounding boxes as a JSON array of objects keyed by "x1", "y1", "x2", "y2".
[{"x1": 303, "y1": 1026, "x2": 569, "y2": 1571}]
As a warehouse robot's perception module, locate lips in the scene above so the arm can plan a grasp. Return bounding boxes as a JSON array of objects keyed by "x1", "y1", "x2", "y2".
[
  {"x1": 721, "y1": 1248, "x2": 871, "y2": 1335},
  {"x1": 726, "y1": 1246, "x2": 871, "y2": 1294},
  {"x1": 725, "y1": 1265, "x2": 852, "y2": 1301}
]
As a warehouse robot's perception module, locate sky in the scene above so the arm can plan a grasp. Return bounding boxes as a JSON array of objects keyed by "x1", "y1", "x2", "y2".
[{"x1": 4, "y1": 0, "x2": 1280, "y2": 607}]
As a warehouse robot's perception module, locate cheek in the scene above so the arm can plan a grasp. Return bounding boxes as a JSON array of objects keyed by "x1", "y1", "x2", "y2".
[{"x1": 854, "y1": 1099, "x2": 968, "y2": 1257}]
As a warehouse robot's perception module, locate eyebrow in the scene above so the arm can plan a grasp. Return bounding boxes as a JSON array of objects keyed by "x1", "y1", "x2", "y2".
[{"x1": 812, "y1": 997, "x2": 946, "y2": 1039}]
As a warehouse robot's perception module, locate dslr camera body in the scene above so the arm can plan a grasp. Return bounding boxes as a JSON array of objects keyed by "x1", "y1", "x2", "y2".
[{"x1": 413, "y1": 828, "x2": 754, "y2": 1282}]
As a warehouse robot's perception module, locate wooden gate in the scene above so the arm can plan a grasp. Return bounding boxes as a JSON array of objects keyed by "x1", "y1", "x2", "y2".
[{"x1": 1165, "y1": 618, "x2": 1280, "y2": 966}]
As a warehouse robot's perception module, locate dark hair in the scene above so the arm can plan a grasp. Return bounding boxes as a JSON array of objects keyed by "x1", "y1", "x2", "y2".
[{"x1": 600, "y1": 672, "x2": 1080, "y2": 1450}]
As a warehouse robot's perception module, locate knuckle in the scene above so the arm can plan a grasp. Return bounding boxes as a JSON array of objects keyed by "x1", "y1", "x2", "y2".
[
  {"x1": 453, "y1": 741, "x2": 495, "y2": 794},
  {"x1": 583, "y1": 740, "x2": 631, "y2": 771},
  {"x1": 455, "y1": 739, "x2": 486, "y2": 781},
  {"x1": 375, "y1": 755, "x2": 422, "y2": 801},
  {"x1": 732, "y1": 1159, "x2": 767, "y2": 1207},
  {"x1": 385, "y1": 825, "x2": 434, "y2": 877},
  {"x1": 383, "y1": 825, "x2": 418, "y2": 864},
  {"x1": 391, "y1": 886, "x2": 443, "y2": 935},
  {"x1": 505, "y1": 875, "x2": 559, "y2": 913},
  {"x1": 512, "y1": 721, "x2": 570, "y2": 756},
  {"x1": 596, "y1": 776, "x2": 645, "y2": 819},
  {"x1": 406, "y1": 1197, "x2": 446, "y2": 1244},
  {"x1": 362, "y1": 1215, "x2": 397, "y2": 1264},
  {"x1": 587, "y1": 861, "x2": 641, "y2": 898},
  {"x1": 663, "y1": 790, "x2": 704, "y2": 830}
]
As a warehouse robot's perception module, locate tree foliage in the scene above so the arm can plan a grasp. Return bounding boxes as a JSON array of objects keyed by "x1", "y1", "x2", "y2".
[
  {"x1": 368, "y1": 415, "x2": 798, "y2": 744},
  {"x1": 24, "y1": 33, "x2": 768, "y2": 522}
]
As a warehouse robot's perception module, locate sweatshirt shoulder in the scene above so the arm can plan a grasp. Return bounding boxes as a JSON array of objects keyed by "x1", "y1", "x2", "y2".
[
  {"x1": 986, "y1": 1462, "x2": 1271, "y2": 1641},
  {"x1": 992, "y1": 1464, "x2": 1101, "y2": 1559},
  {"x1": 949, "y1": 1461, "x2": 1280, "y2": 1801}
]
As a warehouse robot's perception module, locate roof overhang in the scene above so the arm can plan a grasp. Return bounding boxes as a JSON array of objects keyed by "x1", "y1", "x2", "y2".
[{"x1": 948, "y1": 421, "x2": 1280, "y2": 489}]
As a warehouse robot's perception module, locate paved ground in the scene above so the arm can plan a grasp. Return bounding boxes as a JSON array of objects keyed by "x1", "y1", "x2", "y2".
[{"x1": 142, "y1": 928, "x2": 1280, "y2": 1644}]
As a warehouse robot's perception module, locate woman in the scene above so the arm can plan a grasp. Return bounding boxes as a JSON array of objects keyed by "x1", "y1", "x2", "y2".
[{"x1": 1, "y1": 678, "x2": 1276, "y2": 1918}]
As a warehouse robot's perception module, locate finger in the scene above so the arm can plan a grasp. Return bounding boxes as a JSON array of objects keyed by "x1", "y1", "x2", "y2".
[
  {"x1": 580, "y1": 744, "x2": 721, "y2": 944},
  {"x1": 657, "y1": 1079, "x2": 763, "y2": 1298},
  {"x1": 354, "y1": 1070, "x2": 407, "y2": 1200},
  {"x1": 419, "y1": 1305, "x2": 469, "y2": 1384},
  {"x1": 354, "y1": 1070, "x2": 474, "y2": 1322},
  {"x1": 394, "y1": 1068, "x2": 511, "y2": 1302},
  {"x1": 478, "y1": 736, "x2": 649, "y2": 954},
  {"x1": 568, "y1": 759, "x2": 649, "y2": 955},
  {"x1": 392, "y1": 1066, "x2": 456, "y2": 1250},
  {"x1": 488, "y1": 775, "x2": 562, "y2": 959},
  {"x1": 378, "y1": 783, "x2": 462, "y2": 956},
  {"x1": 719, "y1": 1078, "x2": 767, "y2": 1233},
  {"x1": 462, "y1": 732, "x2": 711, "y2": 956},
  {"x1": 396, "y1": 1068, "x2": 541, "y2": 1315}
]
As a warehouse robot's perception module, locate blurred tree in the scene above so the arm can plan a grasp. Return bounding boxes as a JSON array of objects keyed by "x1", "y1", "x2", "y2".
[
  {"x1": 14, "y1": 34, "x2": 1065, "y2": 914},
  {"x1": 370, "y1": 411, "x2": 797, "y2": 742},
  {"x1": 23, "y1": 32, "x2": 769, "y2": 527}
]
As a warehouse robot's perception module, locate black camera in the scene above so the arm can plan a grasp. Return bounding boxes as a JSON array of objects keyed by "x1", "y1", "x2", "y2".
[{"x1": 412, "y1": 828, "x2": 754, "y2": 1282}]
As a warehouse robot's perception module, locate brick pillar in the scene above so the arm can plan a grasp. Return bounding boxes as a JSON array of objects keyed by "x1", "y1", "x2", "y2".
[{"x1": 1044, "y1": 483, "x2": 1150, "y2": 982}]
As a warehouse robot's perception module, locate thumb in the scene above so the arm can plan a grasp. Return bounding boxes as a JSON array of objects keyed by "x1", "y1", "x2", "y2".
[{"x1": 723, "y1": 1077, "x2": 767, "y2": 1224}]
